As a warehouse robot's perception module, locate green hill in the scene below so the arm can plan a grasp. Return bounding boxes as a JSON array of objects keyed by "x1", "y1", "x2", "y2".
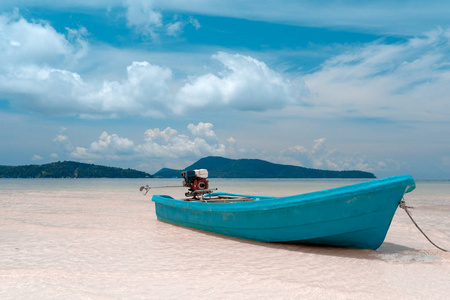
[
  {"x1": 153, "y1": 156, "x2": 376, "y2": 179},
  {"x1": 0, "y1": 161, "x2": 152, "y2": 178}
]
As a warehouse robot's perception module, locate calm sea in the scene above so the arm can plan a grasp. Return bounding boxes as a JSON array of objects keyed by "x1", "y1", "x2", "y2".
[{"x1": 1, "y1": 178, "x2": 449, "y2": 299}]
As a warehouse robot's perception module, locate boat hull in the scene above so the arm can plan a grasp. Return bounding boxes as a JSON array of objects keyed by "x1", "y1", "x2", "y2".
[{"x1": 152, "y1": 175, "x2": 416, "y2": 249}]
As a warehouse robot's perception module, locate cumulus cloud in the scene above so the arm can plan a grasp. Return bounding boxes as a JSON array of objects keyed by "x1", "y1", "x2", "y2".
[
  {"x1": 303, "y1": 28, "x2": 450, "y2": 122},
  {"x1": 64, "y1": 123, "x2": 234, "y2": 162},
  {"x1": 187, "y1": 122, "x2": 217, "y2": 140},
  {"x1": 137, "y1": 131, "x2": 227, "y2": 159},
  {"x1": 144, "y1": 127, "x2": 178, "y2": 143},
  {"x1": 90, "y1": 132, "x2": 135, "y2": 155},
  {"x1": 0, "y1": 12, "x2": 302, "y2": 118},
  {"x1": 0, "y1": 13, "x2": 87, "y2": 115},
  {"x1": 5, "y1": 11, "x2": 450, "y2": 124},
  {"x1": 51, "y1": 123, "x2": 403, "y2": 175},
  {"x1": 137, "y1": 123, "x2": 229, "y2": 159},
  {"x1": 281, "y1": 138, "x2": 396, "y2": 173},
  {"x1": 1, "y1": 53, "x2": 173, "y2": 117},
  {"x1": 70, "y1": 132, "x2": 134, "y2": 160},
  {"x1": 0, "y1": 12, "x2": 173, "y2": 118},
  {"x1": 80, "y1": 61, "x2": 173, "y2": 118},
  {"x1": 0, "y1": 11, "x2": 87, "y2": 68},
  {"x1": 175, "y1": 52, "x2": 303, "y2": 113}
]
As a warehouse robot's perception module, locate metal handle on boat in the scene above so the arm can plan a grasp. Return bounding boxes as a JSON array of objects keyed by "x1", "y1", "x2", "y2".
[{"x1": 140, "y1": 185, "x2": 185, "y2": 195}]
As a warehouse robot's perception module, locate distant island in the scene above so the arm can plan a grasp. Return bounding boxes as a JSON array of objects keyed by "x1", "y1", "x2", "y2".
[
  {"x1": 154, "y1": 156, "x2": 376, "y2": 179},
  {"x1": 0, "y1": 156, "x2": 375, "y2": 179},
  {"x1": 0, "y1": 161, "x2": 152, "y2": 178}
]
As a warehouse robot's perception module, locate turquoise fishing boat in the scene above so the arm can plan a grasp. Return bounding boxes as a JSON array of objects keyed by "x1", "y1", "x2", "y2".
[{"x1": 150, "y1": 175, "x2": 416, "y2": 250}]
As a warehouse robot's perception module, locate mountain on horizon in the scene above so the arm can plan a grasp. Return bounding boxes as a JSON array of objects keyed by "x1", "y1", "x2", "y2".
[
  {"x1": 0, "y1": 161, "x2": 152, "y2": 178},
  {"x1": 153, "y1": 156, "x2": 376, "y2": 179}
]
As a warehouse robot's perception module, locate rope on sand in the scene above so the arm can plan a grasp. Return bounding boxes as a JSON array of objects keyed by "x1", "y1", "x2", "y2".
[{"x1": 399, "y1": 199, "x2": 448, "y2": 252}]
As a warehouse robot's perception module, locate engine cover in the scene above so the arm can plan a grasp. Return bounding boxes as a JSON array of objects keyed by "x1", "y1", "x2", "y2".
[{"x1": 182, "y1": 169, "x2": 209, "y2": 191}]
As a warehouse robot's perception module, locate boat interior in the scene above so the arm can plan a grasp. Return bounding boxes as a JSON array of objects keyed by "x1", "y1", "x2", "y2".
[
  {"x1": 184, "y1": 194, "x2": 256, "y2": 203},
  {"x1": 183, "y1": 189, "x2": 256, "y2": 202}
]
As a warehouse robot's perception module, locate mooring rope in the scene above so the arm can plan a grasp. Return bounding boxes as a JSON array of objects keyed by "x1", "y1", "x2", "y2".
[{"x1": 399, "y1": 199, "x2": 448, "y2": 252}]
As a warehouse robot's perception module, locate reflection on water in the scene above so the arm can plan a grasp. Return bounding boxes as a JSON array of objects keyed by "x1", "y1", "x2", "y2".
[{"x1": 0, "y1": 178, "x2": 449, "y2": 299}]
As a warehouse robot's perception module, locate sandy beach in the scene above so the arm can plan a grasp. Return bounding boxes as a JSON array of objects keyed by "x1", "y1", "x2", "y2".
[{"x1": 1, "y1": 179, "x2": 449, "y2": 299}]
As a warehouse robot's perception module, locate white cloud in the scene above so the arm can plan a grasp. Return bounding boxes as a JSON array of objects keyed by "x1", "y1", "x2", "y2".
[
  {"x1": 0, "y1": 11, "x2": 87, "y2": 67},
  {"x1": 175, "y1": 52, "x2": 303, "y2": 113},
  {"x1": 68, "y1": 131, "x2": 135, "y2": 160},
  {"x1": 225, "y1": 137, "x2": 237, "y2": 156},
  {"x1": 288, "y1": 145, "x2": 308, "y2": 154},
  {"x1": 50, "y1": 123, "x2": 406, "y2": 175},
  {"x1": 144, "y1": 127, "x2": 178, "y2": 142},
  {"x1": 66, "y1": 123, "x2": 233, "y2": 161},
  {"x1": 165, "y1": 16, "x2": 201, "y2": 37},
  {"x1": 187, "y1": 122, "x2": 217, "y2": 140},
  {"x1": 281, "y1": 138, "x2": 397, "y2": 173},
  {"x1": 138, "y1": 124, "x2": 228, "y2": 159},
  {"x1": 166, "y1": 21, "x2": 183, "y2": 37},
  {"x1": 303, "y1": 28, "x2": 450, "y2": 122},
  {"x1": 90, "y1": 132, "x2": 135, "y2": 155},
  {"x1": 311, "y1": 138, "x2": 325, "y2": 154},
  {"x1": 52, "y1": 127, "x2": 75, "y2": 152},
  {"x1": 3, "y1": 11, "x2": 449, "y2": 125},
  {"x1": 2, "y1": 0, "x2": 450, "y2": 36},
  {"x1": 0, "y1": 61, "x2": 173, "y2": 118},
  {"x1": 189, "y1": 17, "x2": 201, "y2": 30},
  {"x1": 126, "y1": 0, "x2": 450, "y2": 35},
  {"x1": 0, "y1": 12, "x2": 304, "y2": 118},
  {"x1": 81, "y1": 61, "x2": 173, "y2": 117},
  {"x1": 136, "y1": 134, "x2": 227, "y2": 159},
  {"x1": 53, "y1": 134, "x2": 68, "y2": 143},
  {"x1": 71, "y1": 147, "x2": 102, "y2": 159},
  {"x1": 124, "y1": 1, "x2": 201, "y2": 39},
  {"x1": 0, "y1": 0, "x2": 122, "y2": 10},
  {"x1": 32, "y1": 154, "x2": 43, "y2": 161},
  {"x1": 125, "y1": 0, "x2": 162, "y2": 39}
]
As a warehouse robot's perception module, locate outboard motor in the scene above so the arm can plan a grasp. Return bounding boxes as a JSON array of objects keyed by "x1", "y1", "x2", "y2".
[
  {"x1": 182, "y1": 169, "x2": 209, "y2": 198},
  {"x1": 140, "y1": 168, "x2": 215, "y2": 199}
]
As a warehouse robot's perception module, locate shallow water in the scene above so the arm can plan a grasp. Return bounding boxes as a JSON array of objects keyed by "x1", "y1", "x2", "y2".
[{"x1": 1, "y1": 178, "x2": 449, "y2": 299}]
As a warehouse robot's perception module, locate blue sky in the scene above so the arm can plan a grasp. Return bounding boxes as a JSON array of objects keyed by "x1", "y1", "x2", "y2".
[{"x1": 1, "y1": 0, "x2": 449, "y2": 178}]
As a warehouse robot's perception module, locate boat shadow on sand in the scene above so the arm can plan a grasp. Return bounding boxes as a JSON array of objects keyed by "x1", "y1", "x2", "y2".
[{"x1": 165, "y1": 222, "x2": 425, "y2": 261}]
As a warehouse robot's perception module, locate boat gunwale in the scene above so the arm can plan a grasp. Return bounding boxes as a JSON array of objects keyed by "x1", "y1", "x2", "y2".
[{"x1": 152, "y1": 175, "x2": 416, "y2": 213}]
